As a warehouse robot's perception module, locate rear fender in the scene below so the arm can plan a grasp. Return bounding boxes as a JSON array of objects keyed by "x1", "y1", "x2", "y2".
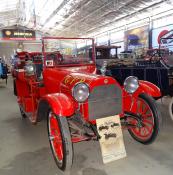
[{"x1": 37, "y1": 93, "x2": 75, "y2": 121}]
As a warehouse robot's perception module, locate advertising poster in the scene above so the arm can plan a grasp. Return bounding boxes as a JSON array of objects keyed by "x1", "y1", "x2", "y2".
[
  {"x1": 2, "y1": 29, "x2": 36, "y2": 40},
  {"x1": 152, "y1": 25, "x2": 173, "y2": 50},
  {"x1": 125, "y1": 25, "x2": 149, "y2": 51}
]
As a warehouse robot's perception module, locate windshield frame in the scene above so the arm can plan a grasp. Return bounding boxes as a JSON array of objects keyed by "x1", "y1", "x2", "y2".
[{"x1": 42, "y1": 37, "x2": 95, "y2": 67}]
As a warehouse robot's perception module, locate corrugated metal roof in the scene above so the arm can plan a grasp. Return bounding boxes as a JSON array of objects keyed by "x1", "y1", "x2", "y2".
[{"x1": 0, "y1": 0, "x2": 172, "y2": 36}]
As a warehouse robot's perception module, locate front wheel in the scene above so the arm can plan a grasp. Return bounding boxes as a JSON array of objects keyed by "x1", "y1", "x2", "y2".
[
  {"x1": 128, "y1": 94, "x2": 161, "y2": 144},
  {"x1": 47, "y1": 111, "x2": 73, "y2": 171}
]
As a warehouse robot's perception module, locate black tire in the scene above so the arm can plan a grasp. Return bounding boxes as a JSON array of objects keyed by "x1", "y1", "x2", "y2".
[
  {"x1": 19, "y1": 106, "x2": 27, "y2": 118},
  {"x1": 128, "y1": 93, "x2": 161, "y2": 145},
  {"x1": 47, "y1": 111, "x2": 73, "y2": 171},
  {"x1": 13, "y1": 80, "x2": 17, "y2": 96}
]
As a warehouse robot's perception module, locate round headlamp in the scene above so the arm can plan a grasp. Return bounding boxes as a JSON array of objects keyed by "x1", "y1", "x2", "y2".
[
  {"x1": 72, "y1": 83, "x2": 89, "y2": 102},
  {"x1": 124, "y1": 76, "x2": 139, "y2": 94}
]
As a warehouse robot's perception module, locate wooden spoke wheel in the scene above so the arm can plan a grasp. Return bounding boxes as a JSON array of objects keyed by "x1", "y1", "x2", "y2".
[
  {"x1": 128, "y1": 94, "x2": 161, "y2": 144},
  {"x1": 47, "y1": 111, "x2": 73, "y2": 171}
]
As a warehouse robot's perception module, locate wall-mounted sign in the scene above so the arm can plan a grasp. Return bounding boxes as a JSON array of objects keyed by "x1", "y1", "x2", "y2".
[
  {"x1": 124, "y1": 25, "x2": 149, "y2": 51},
  {"x1": 152, "y1": 25, "x2": 173, "y2": 50},
  {"x1": 2, "y1": 29, "x2": 36, "y2": 40}
]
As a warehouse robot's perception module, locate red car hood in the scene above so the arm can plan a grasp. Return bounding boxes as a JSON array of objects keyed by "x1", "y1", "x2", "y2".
[{"x1": 43, "y1": 65, "x2": 118, "y2": 93}]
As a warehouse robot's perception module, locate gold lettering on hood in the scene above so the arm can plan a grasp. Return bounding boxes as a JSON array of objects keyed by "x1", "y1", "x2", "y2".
[{"x1": 64, "y1": 75, "x2": 86, "y2": 85}]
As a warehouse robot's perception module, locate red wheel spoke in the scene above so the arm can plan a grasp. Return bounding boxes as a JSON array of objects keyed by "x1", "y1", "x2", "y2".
[
  {"x1": 137, "y1": 100, "x2": 142, "y2": 113},
  {"x1": 132, "y1": 127, "x2": 140, "y2": 135},
  {"x1": 137, "y1": 101, "x2": 140, "y2": 113},
  {"x1": 139, "y1": 127, "x2": 144, "y2": 136},
  {"x1": 138, "y1": 128, "x2": 142, "y2": 135},
  {"x1": 143, "y1": 127, "x2": 148, "y2": 136},
  {"x1": 142, "y1": 113, "x2": 152, "y2": 118},
  {"x1": 140, "y1": 101, "x2": 144, "y2": 113},
  {"x1": 54, "y1": 135, "x2": 62, "y2": 143},
  {"x1": 129, "y1": 95, "x2": 156, "y2": 142},
  {"x1": 143, "y1": 119, "x2": 154, "y2": 126},
  {"x1": 140, "y1": 127, "x2": 150, "y2": 137},
  {"x1": 144, "y1": 124, "x2": 153, "y2": 134},
  {"x1": 141, "y1": 105, "x2": 149, "y2": 114},
  {"x1": 59, "y1": 146, "x2": 63, "y2": 160},
  {"x1": 53, "y1": 142, "x2": 63, "y2": 160},
  {"x1": 130, "y1": 119, "x2": 137, "y2": 125},
  {"x1": 49, "y1": 113, "x2": 63, "y2": 161},
  {"x1": 137, "y1": 99, "x2": 149, "y2": 115}
]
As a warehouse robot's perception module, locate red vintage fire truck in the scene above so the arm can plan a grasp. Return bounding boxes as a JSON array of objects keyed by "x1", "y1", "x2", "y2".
[{"x1": 13, "y1": 37, "x2": 161, "y2": 171}]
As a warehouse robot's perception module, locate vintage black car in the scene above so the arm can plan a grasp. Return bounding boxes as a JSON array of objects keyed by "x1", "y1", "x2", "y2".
[{"x1": 96, "y1": 45, "x2": 173, "y2": 120}]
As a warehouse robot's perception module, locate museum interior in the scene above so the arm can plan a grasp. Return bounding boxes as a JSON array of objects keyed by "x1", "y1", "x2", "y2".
[{"x1": 0, "y1": 0, "x2": 173, "y2": 175}]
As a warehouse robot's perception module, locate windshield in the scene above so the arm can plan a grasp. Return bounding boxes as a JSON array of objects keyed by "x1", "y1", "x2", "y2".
[
  {"x1": 96, "y1": 48, "x2": 118, "y2": 60},
  {"x1": 43, "y1": 38, "x2": 94, "y2": 66}
]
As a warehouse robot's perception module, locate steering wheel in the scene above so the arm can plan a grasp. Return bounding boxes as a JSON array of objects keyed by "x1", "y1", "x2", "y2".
[{"x1": 148, "y1": 51, "x2": 161, "y2": 63}]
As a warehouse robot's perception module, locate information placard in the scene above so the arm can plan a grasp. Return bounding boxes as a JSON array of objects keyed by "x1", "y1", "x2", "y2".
[{"x1": 96, "y1": 115, "x2": 126, "y2": 164}]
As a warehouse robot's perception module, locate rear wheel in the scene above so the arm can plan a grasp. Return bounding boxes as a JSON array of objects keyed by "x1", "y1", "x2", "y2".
[
  {"x1": 128, "y1": 94, "x2": 161, "y2": 144},
  {"x1": 19, "y1": 106, "x2": 27, "y2": 118},
  {"x1": 47, "y1": 111, "x2": 73, "y2": 171},
  {"x1": 13, "y1": 80, "x2": 17, "y2": 96}
]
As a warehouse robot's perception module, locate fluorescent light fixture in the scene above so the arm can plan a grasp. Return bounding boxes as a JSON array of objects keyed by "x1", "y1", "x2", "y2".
[{"x1": 0, "y1": 0, "x2": 18, "y2": 12}]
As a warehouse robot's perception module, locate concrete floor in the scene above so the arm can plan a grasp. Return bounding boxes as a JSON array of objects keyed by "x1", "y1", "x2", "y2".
[{"x1": 0, "y1": 77, "x2": 173, "y2": 175}]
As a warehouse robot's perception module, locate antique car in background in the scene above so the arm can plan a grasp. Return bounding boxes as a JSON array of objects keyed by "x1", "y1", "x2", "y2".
[
  {"x1": 95, "y1": 45, "x2": 120, "y2": 68},
  {"x1": 12, "y1": 51, "x2": 42, "y2": 95},
  {"x1": 13, "y1": 37, "x2": 161, "y2": 171},
  {"x1": 119, "y1": 50, "x2": 136, "y2": 59},
  {"x1": 96, "y1": 41, "x2": 173, "y2": 120},
  {"x1": 0, "y1": 57, "x2": 8, "y2": 84}
]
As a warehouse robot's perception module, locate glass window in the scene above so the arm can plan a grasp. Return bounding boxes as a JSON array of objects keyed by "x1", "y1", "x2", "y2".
[{"x1": 43, "y1": 38, "x2": 94, "y2": 66}]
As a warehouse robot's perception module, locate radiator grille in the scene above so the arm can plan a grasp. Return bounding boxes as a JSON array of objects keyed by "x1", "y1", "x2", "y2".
[{"x1": 88, "y1": 84, "x2": 122, "y2": 120}]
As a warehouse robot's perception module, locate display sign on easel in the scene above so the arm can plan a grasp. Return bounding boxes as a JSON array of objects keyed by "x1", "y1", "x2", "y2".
[{"x1": 96, "y1": 115, "x2": 126, "y2": 164}]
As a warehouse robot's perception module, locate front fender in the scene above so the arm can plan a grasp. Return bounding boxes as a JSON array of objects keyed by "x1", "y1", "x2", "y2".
[
  {"x1": 38, "y1": 93, "x2": 75, "y2": 120},
  {"x1": 123, "y1": 80, "x2": 161, "y2": 113},
  {"x1": 137, "y1": 80, "x2": 161, "y2": 98}
]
